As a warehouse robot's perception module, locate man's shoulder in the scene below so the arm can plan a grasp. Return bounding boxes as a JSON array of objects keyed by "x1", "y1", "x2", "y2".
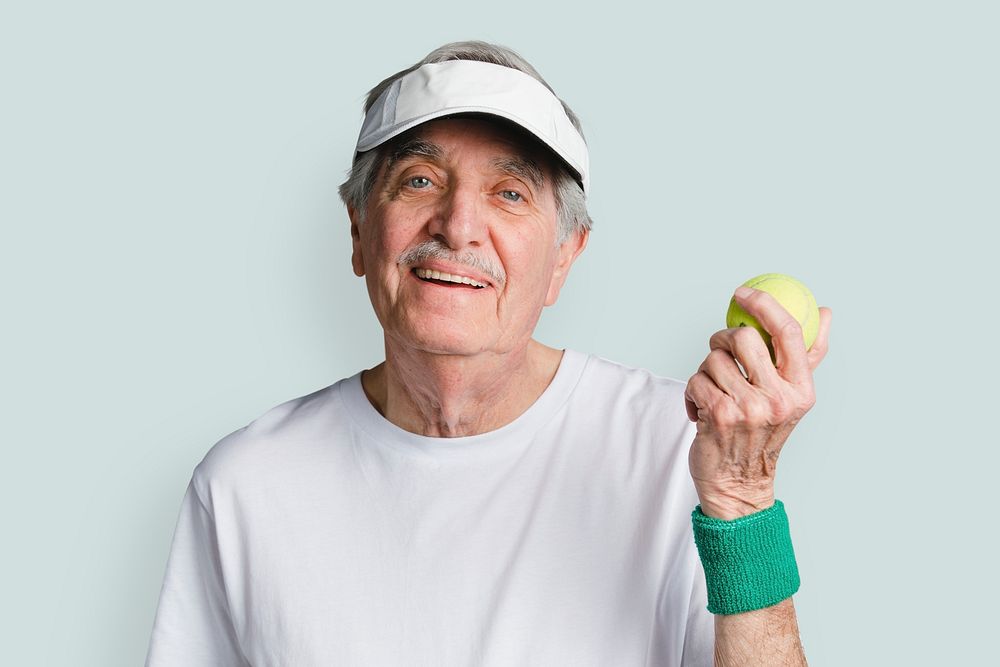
[
  {"x1": 565, "y1": 352, "x2": 697, "y2": 486},
  {"x1": 564, "y1": 351, "x2": 693, "y2": 437},
  {"x1": 191, "y1": 376, "x2": 355, "y2": 492},
  {"x1": 576, "y1": 352, "x2": 689, "y2": 402}
]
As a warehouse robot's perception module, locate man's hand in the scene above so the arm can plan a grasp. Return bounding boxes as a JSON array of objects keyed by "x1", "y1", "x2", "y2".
[
  {"x1": 684, "y1": 286, "x2": 832, "y2": 520},
  {"x1": 685, "y1": 286, "x2": 832, "y2": 664}
]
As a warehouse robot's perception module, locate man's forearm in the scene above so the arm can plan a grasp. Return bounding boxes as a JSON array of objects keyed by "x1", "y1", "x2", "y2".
[{"x1": 714, "y1": 597, "x2": 807, "y2": 667}]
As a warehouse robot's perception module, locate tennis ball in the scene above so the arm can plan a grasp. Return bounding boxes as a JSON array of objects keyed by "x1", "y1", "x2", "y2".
[{"x1": 726, "y1": 273, "x2": 820, "y2": 359}]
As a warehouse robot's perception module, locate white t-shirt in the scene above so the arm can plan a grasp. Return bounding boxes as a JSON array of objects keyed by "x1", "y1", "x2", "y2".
[{"x1": 145, "y1": 350, "x2": 714, "y2": 666}]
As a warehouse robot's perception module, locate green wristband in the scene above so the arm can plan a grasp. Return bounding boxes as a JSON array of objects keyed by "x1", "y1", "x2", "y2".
[{"x1": 691, "y1": 499, "x2": 800, "y2": 615}]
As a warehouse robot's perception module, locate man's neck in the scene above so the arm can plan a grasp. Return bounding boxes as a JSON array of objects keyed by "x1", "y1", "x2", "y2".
[{"x1": 360, "y1": 339, "x2": 564, "y2": 437}]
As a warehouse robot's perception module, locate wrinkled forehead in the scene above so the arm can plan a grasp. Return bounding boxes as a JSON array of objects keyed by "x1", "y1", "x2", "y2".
[{"x1": 379, "y1": 114, "x2": 561, "y2": 191}]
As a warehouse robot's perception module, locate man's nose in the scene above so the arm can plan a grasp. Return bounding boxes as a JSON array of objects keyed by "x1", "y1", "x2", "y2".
[{"x1": 427, "y1": 181, "x2": 487, "y2": 250}]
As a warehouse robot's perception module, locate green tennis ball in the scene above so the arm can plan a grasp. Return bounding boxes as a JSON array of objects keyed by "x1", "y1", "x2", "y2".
[{"x1": 726, "y1": 273, "x2": 820, "y2": 359}]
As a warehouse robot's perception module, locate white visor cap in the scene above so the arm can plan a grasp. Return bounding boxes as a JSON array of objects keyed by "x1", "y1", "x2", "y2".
[{"x1": 354, "y1": 60, "x2": 590, "y2": 195}]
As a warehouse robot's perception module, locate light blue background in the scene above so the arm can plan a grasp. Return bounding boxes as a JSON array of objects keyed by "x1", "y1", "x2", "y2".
[{"x1": 2, "y1": 1, "x2": 997, "y2": 664}]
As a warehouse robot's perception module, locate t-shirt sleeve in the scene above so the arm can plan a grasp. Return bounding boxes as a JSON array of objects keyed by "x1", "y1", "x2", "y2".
[
  {"x1": 145, "y1": 478, "x2": 250, "y2": 667},
  {"x1": 681, "y1": 542, "x2": 715, "y2": 666}
]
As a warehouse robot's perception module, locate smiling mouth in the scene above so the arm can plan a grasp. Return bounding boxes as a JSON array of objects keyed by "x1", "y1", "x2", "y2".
[{"x1": 412, "y1": 267, "x2": 487, "y2": 289}]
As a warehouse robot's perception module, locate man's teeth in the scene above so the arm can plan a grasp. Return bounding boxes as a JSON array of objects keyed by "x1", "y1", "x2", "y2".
[{"x1": 414, "y1": 268, "x2": 486, "y2": 288}]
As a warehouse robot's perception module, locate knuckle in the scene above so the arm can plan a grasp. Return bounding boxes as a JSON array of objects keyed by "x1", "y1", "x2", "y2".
[
  {"x1": 734, "y1": 327, "x2": 769, "y2": 361},
  {"x1": 733, "y1": 326, "x2": 764, "y2": 351},
  {"x1": 801, "y1": 387, "x2": 817, "y2": 411},
  {"x1": 686, "y1": 372, "x2": 707, "y2": 395},
  {"x1": 779, "y1": 318, "x2": 803, "y2": 340},
  {"x1": 706, "y1": 348, "x2": 731, "y2": 369},
  {"x1": 768, "y1": 389, "x2": 815, "y2": 424},
  {"x1": 708, "y1": 330, "x2": 727, "y2": 348},
  {"x1": 733, "y1": 326, "x2": 760, "y2": 343},
  {"x1": 768, "y1": 394, "x2": 793, "y2": 422},
  {"x1": 713, "y1": 400, "x2": 741, "y2": 429},
  {"x1": 742, "y1": 396, "x2": 769, "y2": 426}
]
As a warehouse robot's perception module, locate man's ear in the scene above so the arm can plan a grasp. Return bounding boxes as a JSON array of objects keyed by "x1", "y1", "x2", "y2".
[
  {"x1": 348, "y1": 206, "x2": 365, "y2": 277},
  {"x1": 544, "y1": 227, "x2": 589, "y2": 307}
]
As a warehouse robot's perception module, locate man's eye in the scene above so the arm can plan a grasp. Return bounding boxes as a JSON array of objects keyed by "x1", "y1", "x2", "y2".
[
  {"x1": 500, "y1": 190, "x2": 523, "y2": 202},
  {"x1": 406, "y1": 176, "x2": 432, "y2": 189}
]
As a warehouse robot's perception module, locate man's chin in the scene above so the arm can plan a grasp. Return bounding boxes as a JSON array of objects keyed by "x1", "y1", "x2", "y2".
[{"x1": 387, "y1": 326, "x2": 495, "y2": 358}]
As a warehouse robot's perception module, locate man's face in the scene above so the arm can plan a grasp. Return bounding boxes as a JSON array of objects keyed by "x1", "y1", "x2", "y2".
[{"x1": 348, "y1": 116, "x2": 588, "y2": 358}]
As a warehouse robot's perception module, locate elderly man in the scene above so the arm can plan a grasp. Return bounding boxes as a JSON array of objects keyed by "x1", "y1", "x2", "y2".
[{"x1": 146, "y1": 41, "x2": 831, "y2": 666}]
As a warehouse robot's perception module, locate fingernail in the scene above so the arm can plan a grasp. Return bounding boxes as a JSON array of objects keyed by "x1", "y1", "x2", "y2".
[{"x1": 735, "y1": 286, "x2": 753, "y2": 298}]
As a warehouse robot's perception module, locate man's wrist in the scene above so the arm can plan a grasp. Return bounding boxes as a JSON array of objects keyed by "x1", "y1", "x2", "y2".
[{"x1": 696, "y1": 491, "x2": 775, "y2": 521}]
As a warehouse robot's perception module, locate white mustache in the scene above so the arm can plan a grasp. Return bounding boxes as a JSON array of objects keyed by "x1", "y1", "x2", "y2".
[{"x1": 398, "y1": 240, "x2": 506, "y2": 287}]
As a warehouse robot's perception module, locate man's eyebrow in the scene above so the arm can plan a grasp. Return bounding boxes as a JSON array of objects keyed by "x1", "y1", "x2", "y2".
[
  {"x1": 384, "y1": 138, "x2": 444, "y2": 174},
  {"x1": 488, "y1": 155, "x2": 545, "y2": 190}
]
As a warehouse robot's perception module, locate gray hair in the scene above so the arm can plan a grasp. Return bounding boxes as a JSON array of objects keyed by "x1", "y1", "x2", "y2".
[{"x1": 337, "y1": 41, "x2": 593, "y2": 245}]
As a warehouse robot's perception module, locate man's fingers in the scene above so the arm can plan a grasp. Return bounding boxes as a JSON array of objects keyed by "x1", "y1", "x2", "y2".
[
  {"x1": 684, "y1": 395, "x2": 699, "y2": 422},
  {"x1": 732, "y1": 287, "x2": 811, "y2": 385},
  {"x1": 807, "y1": 307, "x2": 833, "y2": 371},
  {"x1": 709, "y1": 326, "x2": 781, "y2": 389},
  {"x1": 702, "y1": 347, "x2": 760, "y2": 406},
  {"x1": 684, "y1": 371, "x2": 719, "y2": 423}
]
